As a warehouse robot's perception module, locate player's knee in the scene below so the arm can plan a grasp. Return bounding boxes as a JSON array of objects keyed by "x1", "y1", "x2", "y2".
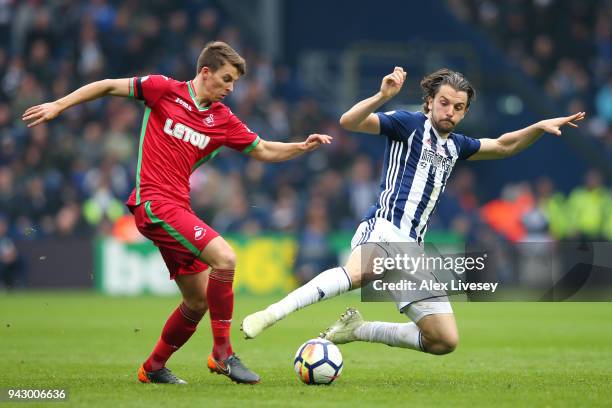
[
  {"x1": 420, "y1": 323, "x2": 459, "y2": 355},
  {"x1": 439, "y1": 332, "x2": 459, "y2": 354},
  {"x1": 427, "y1": 332, "x2": 459, "y2": 355},
  {"x1": 210, "y1": 249, "x2": 237, "y2": 270}
]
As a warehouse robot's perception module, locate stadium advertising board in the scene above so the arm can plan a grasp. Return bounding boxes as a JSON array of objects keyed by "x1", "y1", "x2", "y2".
[{"x1": 95, "y1": 235, "x2": 300, "y2": 295}]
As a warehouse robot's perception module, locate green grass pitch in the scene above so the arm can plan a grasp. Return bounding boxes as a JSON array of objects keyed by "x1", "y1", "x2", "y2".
[{"x1": 1, "y1": 292, "x2": 611, "y2": 407}]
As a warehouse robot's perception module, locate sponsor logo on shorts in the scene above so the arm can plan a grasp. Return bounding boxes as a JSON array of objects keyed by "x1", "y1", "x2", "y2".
[{"x1": 194, "y1": 226, "x2": 206, "y2": 240}]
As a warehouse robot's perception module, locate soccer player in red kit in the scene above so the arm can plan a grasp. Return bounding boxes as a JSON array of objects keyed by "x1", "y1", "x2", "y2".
[{"x1": 22, "y1": 41, "x2": 332, "y2": 384}]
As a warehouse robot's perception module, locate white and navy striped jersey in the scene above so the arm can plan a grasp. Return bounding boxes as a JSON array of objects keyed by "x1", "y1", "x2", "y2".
[{"x1": 363, "y1": 110, "x2": 481, "y2": 243}]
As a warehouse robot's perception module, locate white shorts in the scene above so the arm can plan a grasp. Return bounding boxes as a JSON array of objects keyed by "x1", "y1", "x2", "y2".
[
  {"x1": 351, "y1": 217, "x2": 413, "y2": 250},
  {"x1": 403, "y1": 299, "x2": 454, "y2": 323},
  {"x1": 351, "y1": 217, "x2": 453, "y2": 321}
]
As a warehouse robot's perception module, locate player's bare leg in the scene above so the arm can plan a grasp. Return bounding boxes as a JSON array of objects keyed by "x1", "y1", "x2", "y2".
[
  {"x1": 241, "y1": 244, "x2": 385, "y2": 339},
  {"x1": 176, "y1": 268, "x2": 210, "y2": 314},
  {"x1": 415, "y1": 313, "x2": 458, "y2": 354},
  {"x1": 199, "y1": 236, "x2": 260, "y2": 384},
  {"x1": 138, "y1": 272, "x2": 208, "y2": 384}
]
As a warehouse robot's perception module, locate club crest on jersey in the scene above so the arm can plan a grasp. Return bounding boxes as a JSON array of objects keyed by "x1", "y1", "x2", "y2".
[
  {"x1": 194, "y1": 225, "x2": 206, "y2": 240},
  {"x1": 163, "y1": 119, "x2": 210, "y2": 150},
  {"x1": 424, "y1": 137, "x2": 445, "y2": 153},
  {"x1": 203, "y1": 114, "x2": 214, "y2": 127}
]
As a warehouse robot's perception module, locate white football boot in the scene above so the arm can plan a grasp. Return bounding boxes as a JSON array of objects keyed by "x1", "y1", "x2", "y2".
[
  {"x1": 241, "y1": 309, "x2": 278, "y2": 339},
  {"x1": 320, "y1": 307, "x2": 364, "y2": 344}
]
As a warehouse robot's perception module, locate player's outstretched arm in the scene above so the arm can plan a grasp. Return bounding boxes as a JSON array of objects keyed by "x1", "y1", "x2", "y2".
[
  {"x1": 339, "y1": 66, "x2": 406, "y2": 134},
  {"x1": 22, "y1": 78, "x2": 132, "y2": 127},
  {"x1": 469, "y1": 111, "x2": 586, "y2": 161},
  {"x1": 248, "y1": 134, "x2": 332, "y2": 162}
]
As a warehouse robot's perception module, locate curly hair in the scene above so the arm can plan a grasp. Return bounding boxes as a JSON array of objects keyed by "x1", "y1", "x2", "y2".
[{"x1": 420, "y1": 68, "x2": 475, "y2": 113}]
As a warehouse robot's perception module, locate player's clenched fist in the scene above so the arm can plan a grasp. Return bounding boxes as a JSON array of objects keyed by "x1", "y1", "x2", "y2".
[{"x1": 380, "y1": 66, "x2": 406, "y2": 99}]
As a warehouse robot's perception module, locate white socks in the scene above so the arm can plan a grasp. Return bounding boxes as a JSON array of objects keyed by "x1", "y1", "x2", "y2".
[
  {"x1": 355, "y1": 321, "x2": 423, "y2": 351},
  {"x1": 263, "y1": 266, "x2": 424, "y2": 352},
  {"x1": 266, "y1": 267, "x2": 352, "y2": 320}
]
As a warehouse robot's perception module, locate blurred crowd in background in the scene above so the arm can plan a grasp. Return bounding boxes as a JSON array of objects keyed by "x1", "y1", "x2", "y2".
[
  {"x1": 447, "y1": 0, "x2": 612, "y2": 152},
  {"x1": 1, "y1": 0, "x2": 611, "y2": 288}
]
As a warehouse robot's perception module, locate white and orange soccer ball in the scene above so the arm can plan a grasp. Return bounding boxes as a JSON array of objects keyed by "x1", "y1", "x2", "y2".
[{"x1": 294, "y1": 338, "x2": 343, "y2": 385}]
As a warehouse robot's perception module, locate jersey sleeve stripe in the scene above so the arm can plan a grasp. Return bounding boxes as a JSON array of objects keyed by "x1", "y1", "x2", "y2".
[
  {"x1": 135, "y1": 78, "x2": 144, "y2": 100},
  {"x1": 135, "y1": 106, "x2": 151, "y2": 204},
  {"x1": 242, "y1": 136, "x2": 261, "y2": 153},
  {"x1": 129, "y1": 78, "x2": 134, "y2": 97}
]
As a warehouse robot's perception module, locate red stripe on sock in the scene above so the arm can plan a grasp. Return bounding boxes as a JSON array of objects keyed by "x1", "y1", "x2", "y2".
[
  {"x1": 209, "y1": 269, "x2": 235, "y2": 281},
  {"x1": 179, "y1": 302, "x2": 203, "y2": 323}
]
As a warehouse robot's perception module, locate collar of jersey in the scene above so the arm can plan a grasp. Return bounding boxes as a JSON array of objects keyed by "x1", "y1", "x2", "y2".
[
  {"x1": 427, "y1": 118, "x2": 450, "y2": 144},
  {"x1": 187, "y1": 81, "x2": 211, "y2": 112}
]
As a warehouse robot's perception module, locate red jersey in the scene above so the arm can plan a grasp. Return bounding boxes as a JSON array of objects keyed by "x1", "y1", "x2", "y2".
[{"x1": 126, "y1": 75, "x2": 260, "y2": 209}]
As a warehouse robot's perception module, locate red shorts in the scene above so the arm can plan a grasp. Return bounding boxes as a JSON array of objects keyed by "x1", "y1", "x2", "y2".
[{"x1": 131, "y1": 201, "x2": 219, "y2": 279}]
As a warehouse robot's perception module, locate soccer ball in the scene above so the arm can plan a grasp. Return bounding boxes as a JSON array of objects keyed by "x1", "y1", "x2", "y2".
[{"x1": 294, "y1": 338, "x2": 343, "y2": 385}]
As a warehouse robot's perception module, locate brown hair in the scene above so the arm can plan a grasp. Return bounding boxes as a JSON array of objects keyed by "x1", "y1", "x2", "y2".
[
  {"x1": 420, "y1": 68, "x2": 475, "y2": 113},
  {"x1": 196, "y1": 41, "x2": 246, "y2": 76}
]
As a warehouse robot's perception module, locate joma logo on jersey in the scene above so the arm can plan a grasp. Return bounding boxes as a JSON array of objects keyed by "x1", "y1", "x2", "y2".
[
  {"x1": 419, "y1": 148, "x2": 452, "y2": 172},
  {"x1": 175, "y1": 97, "x2": 192, "y2": 111},
  {"x1": 163, "y1": 119, "x2": 210, "y2": 150}
]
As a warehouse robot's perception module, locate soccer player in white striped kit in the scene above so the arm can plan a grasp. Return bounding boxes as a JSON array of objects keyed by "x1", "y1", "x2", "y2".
[{"x1": 243, "y1": 67, "x2": 585, "y2": 355}]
